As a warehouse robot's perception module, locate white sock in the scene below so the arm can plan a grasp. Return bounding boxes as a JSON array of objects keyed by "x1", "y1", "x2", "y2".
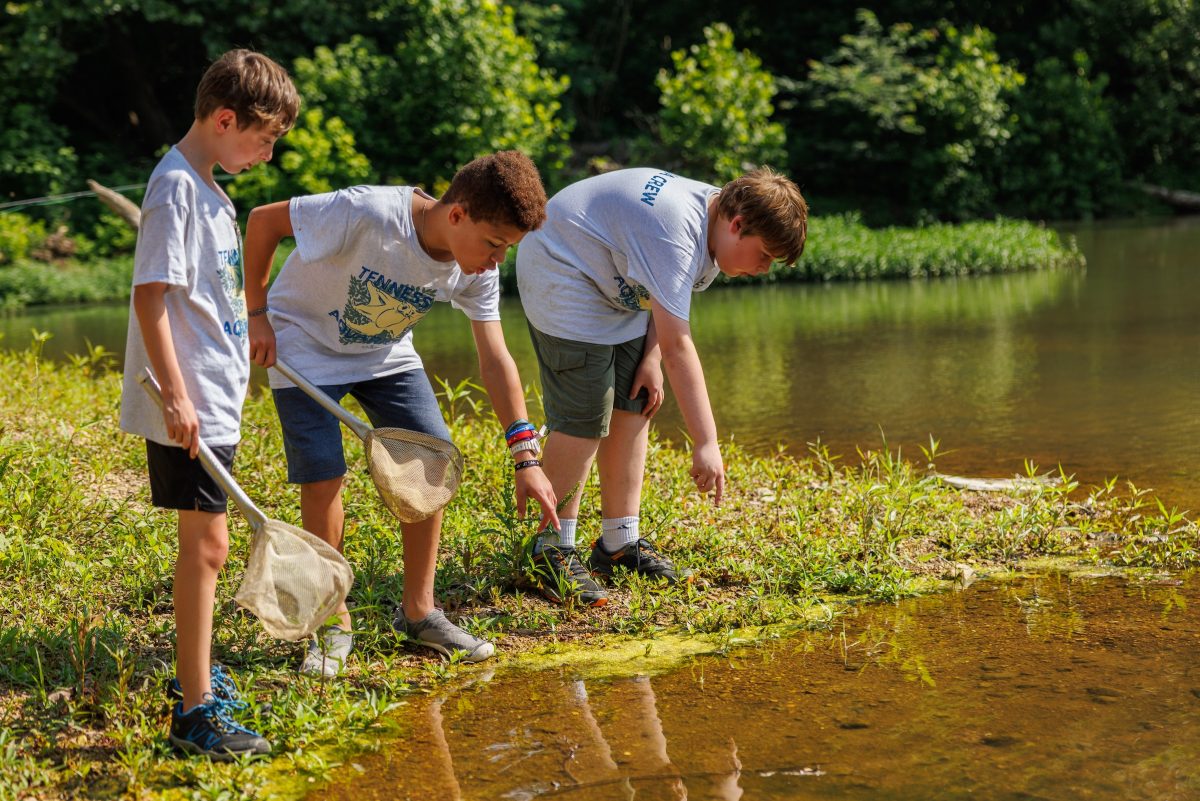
[
  {"x1": 601, "y1": 516, "x2": 639, "y2": 552},
  {"x1": 539, "y1": 518, "x2": 578, "y2": 550}
]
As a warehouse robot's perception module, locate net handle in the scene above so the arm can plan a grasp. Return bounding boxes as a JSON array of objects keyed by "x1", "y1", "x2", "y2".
[
  {"x1": 271, "y1": 358, "x2": 372, "y2": 441},
  {"x1": 137, "y1": 368, "x2": 267, "y2": 530}
]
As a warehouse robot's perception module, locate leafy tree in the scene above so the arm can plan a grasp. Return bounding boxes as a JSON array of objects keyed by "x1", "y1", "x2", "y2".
[
  {"x1": 999, "y1": 53, "x2": 1123, "y2": 219},
  {"x1": 654, "y1": 22, "x2": 786, "y2": 182},
  {"x1": 229, "y1": 108, "x2": 372, "y2": 208},
  {"x1": 797, "y1": 10, "x2": 1023, "y2": 221},
  {"x1": 294, "y1": 0, "x2": 570, "y2": 189}
]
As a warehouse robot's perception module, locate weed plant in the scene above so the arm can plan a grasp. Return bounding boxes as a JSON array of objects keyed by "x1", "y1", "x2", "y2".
[{"x1": 0, "y1": 340, "x2": 1191, "y2": 799}]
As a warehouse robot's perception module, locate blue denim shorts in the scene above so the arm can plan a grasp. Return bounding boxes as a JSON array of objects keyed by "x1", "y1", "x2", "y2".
[{"x1": 272, "y1": 368, "x2": 452, "y2": 484}]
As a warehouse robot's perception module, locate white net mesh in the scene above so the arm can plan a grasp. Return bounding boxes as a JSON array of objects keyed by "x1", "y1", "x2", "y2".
[
  {"x1": 234, "y1": 520, "x2": 355, "y2": 641},
  {"x1": 366, "y1": 428, "x2": 464, "y2": 523}
]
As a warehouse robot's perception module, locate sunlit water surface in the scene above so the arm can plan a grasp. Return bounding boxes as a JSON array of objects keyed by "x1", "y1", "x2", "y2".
[{"x1": 313, "y1": 573, "x2": 1200, "y2": 801}]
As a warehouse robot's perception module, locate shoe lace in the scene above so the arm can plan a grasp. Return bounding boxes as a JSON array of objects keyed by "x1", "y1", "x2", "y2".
[
  {"x1": 204, "y1": 696, "x2": 255, "y2": 735},
  {"x1": 545, "y1": 546, "x2": 590, "y2": 579},
  {"x1": 634, "y1": 538, "x2": 666, "y2": 567},
  {"x1": 210, "y1": 665, "x2": 240, "y2": 701}
]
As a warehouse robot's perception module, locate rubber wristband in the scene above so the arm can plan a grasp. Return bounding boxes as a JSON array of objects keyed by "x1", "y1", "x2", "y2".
[
  {"x1": 506, "y1": 429, "x2": 539, "y2": 445},
  {"x1": 505, "y1": 419, "x2": 533, "y2": 438},
  {"x1": 514, "y1": 458, "x2": 542, "y2": 471},
  {"x1": 247, "y1": 305, "x2": 269, "y2": 318}
]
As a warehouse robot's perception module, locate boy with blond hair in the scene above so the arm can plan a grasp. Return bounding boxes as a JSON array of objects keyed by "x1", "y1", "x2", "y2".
[
  {"x1": 515, "y1": 167, "x2": 808, "y2": 606},
  {"x1": 119, "y1": 49, "x2": 298, "y2": 759},
  {"x1": 242, "y1": 151, "x2": 559, "y2": 675}
]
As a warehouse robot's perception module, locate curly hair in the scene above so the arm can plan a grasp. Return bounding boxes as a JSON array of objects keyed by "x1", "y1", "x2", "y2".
[
  {"x1": 441, "y1": 151, "x2": 548, "y2": 231},
  {"x1": 195, "y1": 49, "x2": 300, "y2": 134},
  {"x1": 716, "y1": 167, "x2": 809, "y2": 264}
]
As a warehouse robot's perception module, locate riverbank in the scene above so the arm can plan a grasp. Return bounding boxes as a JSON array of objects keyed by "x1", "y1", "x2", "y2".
[
  {"x1": 0, "y1": 215, "x2": 1083, "y2": 310},
  {"x1": 1, "y1": 343, "x2": 1188, "y2": 800}
]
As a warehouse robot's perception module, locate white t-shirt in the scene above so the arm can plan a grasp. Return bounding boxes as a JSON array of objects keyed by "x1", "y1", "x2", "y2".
[
  {"x1": 516, "y1": 168, "x2": 721, "y2": 345},
  {"x1": 119, "y1": 147, "x2": 249, "y2": 447},
  {"x1": 266, "y1": 185, "x2": 501, "y2": 388}
]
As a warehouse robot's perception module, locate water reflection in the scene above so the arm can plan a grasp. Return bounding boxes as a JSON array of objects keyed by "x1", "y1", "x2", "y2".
[{"x1": 318, "y1": 574, "x2": 1200, "y2": 801}]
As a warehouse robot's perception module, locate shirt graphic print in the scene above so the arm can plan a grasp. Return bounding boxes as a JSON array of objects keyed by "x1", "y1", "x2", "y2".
[{"x1": 330, "y1": 266, "x2": 436, "y2": 346}]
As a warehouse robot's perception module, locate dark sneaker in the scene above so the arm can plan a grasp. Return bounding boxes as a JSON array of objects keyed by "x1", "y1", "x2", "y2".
[
  {"x1": 528, "y1": 545, "x2": 608, "y2": 606},
  {"x1": 394, "y1": 607, "x2": 496, "y2": 663},
  {"x1": 588, "y1": 538, "x2": 693, "y2": 584},
  {"x1": 166, "y1": 664, "x2": 240, "y2": 704},
  {"x1": 169, "y1": 696, "x2": 271, "y2": 761}
]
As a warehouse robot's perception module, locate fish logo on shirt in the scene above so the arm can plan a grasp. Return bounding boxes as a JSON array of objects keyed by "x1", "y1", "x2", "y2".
[
  {"x1": 611, "y1": 275, "x2": 651, "y2": 312},
  {"x1": 332, "y1": 273, "x2": 435, "y2": 345}
]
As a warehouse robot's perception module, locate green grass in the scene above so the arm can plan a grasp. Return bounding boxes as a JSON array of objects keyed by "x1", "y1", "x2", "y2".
[
  {"x1": 775, "y1": 214, "x2": 1086, "y2": 281},
  {"x1": 1, "y1": 216, "x2": 1081, "y2": 310},
  {"x1": 0, "y1": 341, "x2": 1192, "y2": 799}
]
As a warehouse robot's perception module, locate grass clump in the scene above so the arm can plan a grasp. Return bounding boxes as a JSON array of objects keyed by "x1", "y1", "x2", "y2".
[
  {"x1": 0, "y1": 341, "x2": 1192, "y2": 799},
  {"x1": 776, "y1": 214, "x2": 1085, "y2": 281}
]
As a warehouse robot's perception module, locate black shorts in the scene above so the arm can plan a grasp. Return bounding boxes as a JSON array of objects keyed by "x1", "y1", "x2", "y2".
[{"x1": 145, "y1": 440, "x2": 236, "y2": 513}]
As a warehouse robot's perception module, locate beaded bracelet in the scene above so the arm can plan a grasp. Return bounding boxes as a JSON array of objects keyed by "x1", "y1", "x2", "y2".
[
  {"x1": 247, "y1": 305, "x2": 269, "y2": 318},
  {"x1": 514, "y1": 458, "x2": 542, "y2": 471}
]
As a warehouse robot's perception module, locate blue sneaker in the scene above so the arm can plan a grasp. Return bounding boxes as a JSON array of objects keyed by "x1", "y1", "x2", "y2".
[
  {"x1": 166, "y1": 664, "x2": 240, "y2": 704},
  {"x1": 169, "y1": 696, "x2": 271, "y2": 760}
]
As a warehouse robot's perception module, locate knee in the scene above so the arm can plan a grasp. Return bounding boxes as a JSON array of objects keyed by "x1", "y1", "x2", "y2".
[
  {"x1": 196, "y1": 529, "x2": 229, "y2": 572},
  {"x1": 303, "y1": 476, "x2": 344, "y2": 504}
]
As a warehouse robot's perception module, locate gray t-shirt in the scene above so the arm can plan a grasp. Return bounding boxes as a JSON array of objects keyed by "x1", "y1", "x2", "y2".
[
  {"x1": 516, "y1": 168, "x2": 721, "y2": 345},
  {"x1": 120, "y1": 147, "x2": 249, "y2": 447},
  {"x1": 266, "y1": 185, "x2": 501, "y2": 388}
]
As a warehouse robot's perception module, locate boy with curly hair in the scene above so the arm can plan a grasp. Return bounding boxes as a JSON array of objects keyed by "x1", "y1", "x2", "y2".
[{"x1": 243, "y1": 151, "x2": 559, "y2": 675}]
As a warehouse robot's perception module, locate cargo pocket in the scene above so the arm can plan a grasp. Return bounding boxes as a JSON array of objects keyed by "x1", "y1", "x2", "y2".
[{"x1": 547, "y1": 347, "x2": 587, "y2": 373}]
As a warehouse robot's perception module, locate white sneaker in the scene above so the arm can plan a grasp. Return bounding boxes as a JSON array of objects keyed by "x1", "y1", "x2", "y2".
[{"x1": 299, "y1": 624, "x2": 353, "y2": 678}]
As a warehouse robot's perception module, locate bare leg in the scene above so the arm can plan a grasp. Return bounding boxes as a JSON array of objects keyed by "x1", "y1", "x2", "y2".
[
  {"x1": 596, "y1": 409, "x2": 650, "y2": 519},
  {"x1": 300, "y1": 476, "x2": 351, "y2": 630},
  {"x1": 175, "y1": 510, "x2": 229, "y2": 709},
  {"x1": 400, "y1": 509, "x2": 442, "y2": 621},
  {"x1": 539, "y1": 431, "x2": 602, "y2": 521}
]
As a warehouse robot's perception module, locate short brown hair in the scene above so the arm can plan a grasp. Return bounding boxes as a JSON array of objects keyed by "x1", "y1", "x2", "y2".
[
  {"x1": 441, "y1": 151, "x2": 548, "y2": 231},
  {"x1": 194, "y1": 49, "x2": 300, "y2": 134},
  {"x1": 716, "y1": 167, "x2": 808, "y2": 264}
]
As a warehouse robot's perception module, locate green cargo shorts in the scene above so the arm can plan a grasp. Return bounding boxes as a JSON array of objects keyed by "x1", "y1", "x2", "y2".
[{"x1": 527, "y1": 323, "x2": 648, "y2": 439}]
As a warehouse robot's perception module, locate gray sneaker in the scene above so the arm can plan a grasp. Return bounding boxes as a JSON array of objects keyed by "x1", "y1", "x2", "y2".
[
  {"x1": 393, "y1": 607, "x2": 495, "y2": 663},
  {"x1": 299, "y1": 624, "x2": 353, "y2": 678}
]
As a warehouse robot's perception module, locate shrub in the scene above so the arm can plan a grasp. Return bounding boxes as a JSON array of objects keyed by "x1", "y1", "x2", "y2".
[
  {"x1": 0, "y1": 212, "x2": 47, "y2": 264},
  {"x1": 655, "y1": 22, "x2": 786, "y2": 183}
]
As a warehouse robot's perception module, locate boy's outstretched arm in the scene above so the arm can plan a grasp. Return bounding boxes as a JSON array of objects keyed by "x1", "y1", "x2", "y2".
[
  {"x1": 470, "y1": 319, "x2": 561, "y2": 530},
  {"x1": 133, "y1": 282, "x2": 200, "y2": 458},
  {"x1": 243, "y1": 201, "x2": 294, "y2": 367},
  {"x1": 650, "y1": 299, "x2": 725, "y2": 505}
]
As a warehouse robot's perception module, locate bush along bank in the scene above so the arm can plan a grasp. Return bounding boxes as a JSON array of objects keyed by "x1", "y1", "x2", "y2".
[
  {"x1": 0, "y1": 342, "x2": 1187, "y2": 799},
  {"x1": 0, "y1": 212, "x2": 1082, "y2": 309}
]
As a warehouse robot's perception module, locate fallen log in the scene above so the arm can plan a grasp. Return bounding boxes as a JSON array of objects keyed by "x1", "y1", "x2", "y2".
[
  {"x1": 1133, "y1": 182, "x2": 1200, "y2": 212},
  {"x1": 87, "y1": 179, "x2": 141, "y2": 229},
  {"x1": 934, "y1": 473, "x2": 1060, "y2": 492}
]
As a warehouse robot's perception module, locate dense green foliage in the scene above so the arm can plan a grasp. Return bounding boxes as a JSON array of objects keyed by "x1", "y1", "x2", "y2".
[
  {"x1": 0, "y1": 341, "x2": 1194, "y2": 797},
  {"x1": 0, "y1": 0, "x2": 1194, "y2": 268},
  {"x1": 654, "y1": 23, "x2": 786, "y2": 182}
]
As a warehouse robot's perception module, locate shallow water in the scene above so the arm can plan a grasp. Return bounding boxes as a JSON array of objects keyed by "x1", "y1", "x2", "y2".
[{"x1": 314, "y1": 573, "x2": 1200, "y2": 801}]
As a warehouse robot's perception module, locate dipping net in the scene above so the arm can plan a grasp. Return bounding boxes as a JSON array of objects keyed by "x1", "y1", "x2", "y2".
[
  {"x1": 365, "y1": 428, "x2": 464, "y2": 523},
  {"x1": 234, "y1": 519, "x2": 355, "y2": 641}
]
